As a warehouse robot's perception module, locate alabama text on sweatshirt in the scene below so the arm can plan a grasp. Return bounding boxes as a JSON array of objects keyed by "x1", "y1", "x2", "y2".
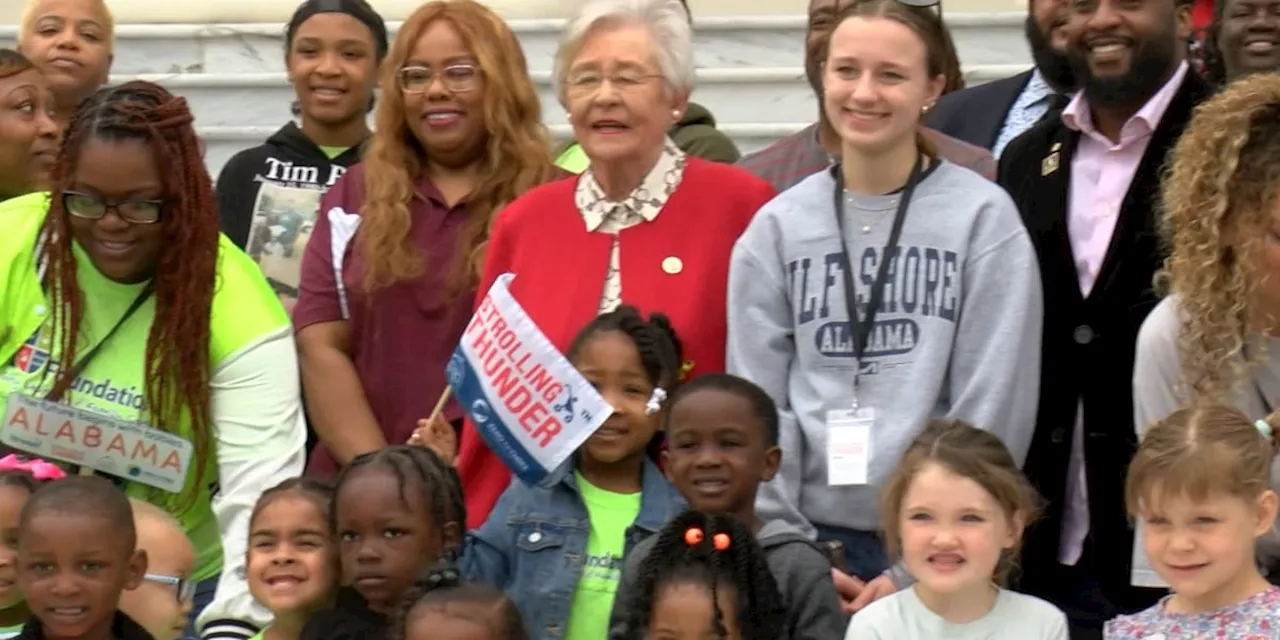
[{"x1": 726, "y1": 160, "x2": 1044, "y2": 535}]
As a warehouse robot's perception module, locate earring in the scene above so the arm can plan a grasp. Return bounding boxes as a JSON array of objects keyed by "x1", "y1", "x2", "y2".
[
  {"x1": 566, "y1": 112, "x2": 573, "y2": 121},
  {"x1": 672, "y1": 109, "x2": 681, "y2": 119}
]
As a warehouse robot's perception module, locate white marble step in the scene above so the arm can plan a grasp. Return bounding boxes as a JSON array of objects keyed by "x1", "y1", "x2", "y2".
[
  {"x1": 0, "y1": 13, "x2": 1030, "y2": 177},
  {"x1": 0, "y1": 13, "x2": 1029, "y2": 73}
]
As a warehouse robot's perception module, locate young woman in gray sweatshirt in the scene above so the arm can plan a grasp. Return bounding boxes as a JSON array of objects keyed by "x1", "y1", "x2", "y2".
[{"x1": 725, "y1": 0, "x2": 1044, "y2": 605}]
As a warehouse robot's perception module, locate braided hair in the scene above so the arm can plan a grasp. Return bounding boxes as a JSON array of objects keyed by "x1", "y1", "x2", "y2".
[
  {"x1": 625, "y1": 511, "x2": 784, "y2": 640},
  {"x1": 567, "y1": 305, "x2": 684, "y2": 460},
  {"x1": 333, "y1": 445, "x2": 465, "y2": 558},
  {"x1": 392, "y1": 563, "x2": 526, "y2": 640},
  {"x1": 43, "y1": 81, "x2": 218, "y2": 508}
]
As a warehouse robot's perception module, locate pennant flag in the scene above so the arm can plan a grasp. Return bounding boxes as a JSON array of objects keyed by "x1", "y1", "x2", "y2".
[{"x1": 445, "y1": 273, "x2": 613, "y2": 485}]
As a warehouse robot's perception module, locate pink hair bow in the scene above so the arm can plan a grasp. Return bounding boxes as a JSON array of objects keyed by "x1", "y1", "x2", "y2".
[{"x1": 0, "y1": 455, "x2": 66, "y2": 481}]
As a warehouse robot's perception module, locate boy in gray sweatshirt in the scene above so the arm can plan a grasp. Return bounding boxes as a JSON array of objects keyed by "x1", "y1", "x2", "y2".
[
  {"x1": 608, "y1": 374, "x2": 846, "y2": 640},
  {"x1": 727, "y1": 161, "x2": 1043, "y2": 581}
]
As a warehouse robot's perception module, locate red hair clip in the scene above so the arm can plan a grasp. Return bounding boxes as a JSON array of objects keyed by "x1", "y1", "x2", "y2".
[
  {"x1": 684, "y1": 527, "x2": 704, "y2": 546},
  {"x1": 713, "y1": 533, "x2": 731, "y2": 551}
]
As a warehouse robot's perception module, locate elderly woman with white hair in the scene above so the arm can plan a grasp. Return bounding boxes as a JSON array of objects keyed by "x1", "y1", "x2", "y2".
[{"x1": 455, "y1": 0, "x2": 775, "y2": 521}]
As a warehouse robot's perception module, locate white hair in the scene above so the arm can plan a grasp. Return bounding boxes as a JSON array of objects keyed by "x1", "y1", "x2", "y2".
[
  {"x1": 553, "y1": 0, "x2": 696, "y2": 104},
  {"x1": 129, "y1": 497, "x2": 182, "y2": 531}
]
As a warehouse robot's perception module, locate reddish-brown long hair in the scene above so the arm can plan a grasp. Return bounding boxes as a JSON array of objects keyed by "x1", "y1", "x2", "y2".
[
  {"x1": 44, "y1": 81, "x2": 217, "y2": 504},
  {"x1": 359, "y1": 0, "x2": 554, "y2": 295}
]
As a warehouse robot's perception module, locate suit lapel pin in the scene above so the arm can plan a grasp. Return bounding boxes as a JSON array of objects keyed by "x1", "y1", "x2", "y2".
[{"x1": 1042, "y1": 142, "x2": 1061, "y2": 176}]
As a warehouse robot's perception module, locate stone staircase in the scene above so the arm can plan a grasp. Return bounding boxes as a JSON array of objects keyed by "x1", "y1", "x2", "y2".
[{"x1": 0, "y1": 12, "x2": 1030, "y2": 178}]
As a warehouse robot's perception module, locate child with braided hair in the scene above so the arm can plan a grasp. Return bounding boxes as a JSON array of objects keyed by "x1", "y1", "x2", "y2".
[
  {"x1": 0, "y1": 79, "x2": 306, "y2": 640},
  {"x1": 451, "y1": 305, "x2": 685, "y2": 640},
  {"x1": 392, "y1": 564, "x2": 526, "y2": 640},
  {"x1": 623, "y1": 510, "x2": 784, "y2": 640},
  {"x1": 301, "y1": 445, "x2": 465, "y2": 640}
]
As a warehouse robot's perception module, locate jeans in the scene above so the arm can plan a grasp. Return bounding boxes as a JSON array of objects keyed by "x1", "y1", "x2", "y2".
[
  {"x1": 182, "y1": 575, "x2": 220, "y2": 640},
  {"x1": 814, "y1": 523, "x2": 889, "y2": 581}
]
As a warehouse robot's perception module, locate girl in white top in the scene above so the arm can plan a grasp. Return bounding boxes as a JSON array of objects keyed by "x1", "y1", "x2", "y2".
[{"x1": 845, "y1": 419, "x2": 1068, "y2": 639}]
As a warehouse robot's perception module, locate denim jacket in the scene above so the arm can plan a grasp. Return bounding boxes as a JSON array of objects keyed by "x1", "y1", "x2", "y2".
[{"x1": 462, "y1": 457, "x2": 686, "y2": 639}]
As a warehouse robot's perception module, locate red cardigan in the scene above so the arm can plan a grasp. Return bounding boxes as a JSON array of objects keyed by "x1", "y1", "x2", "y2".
[{"x1": 455, "y1": 157, "x2": 776, "y2": 527}]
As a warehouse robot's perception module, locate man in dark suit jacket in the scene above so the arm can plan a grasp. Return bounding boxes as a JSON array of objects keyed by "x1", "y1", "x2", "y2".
[
  {"x1": 926, "y1": 0, "x2": 1076, "y2": 156},
  {"x1": 997, "y1": 0, "x2": 1209, "y2": 636}
]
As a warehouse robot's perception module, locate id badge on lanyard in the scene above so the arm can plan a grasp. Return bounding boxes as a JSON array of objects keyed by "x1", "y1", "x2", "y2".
[{"x1": 823, "y1": 155, "x2": 922, "y2": 487}]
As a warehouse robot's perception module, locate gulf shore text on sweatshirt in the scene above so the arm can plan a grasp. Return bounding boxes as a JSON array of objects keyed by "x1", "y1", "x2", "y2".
[{"x1": 726, "y1": 161, "x2": 1043, "y2": 535}]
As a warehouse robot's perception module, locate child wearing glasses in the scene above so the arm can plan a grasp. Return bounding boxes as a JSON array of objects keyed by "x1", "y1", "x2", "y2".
[{"x1": 119, "y1": 500, "x2": 196, "y2": 640}]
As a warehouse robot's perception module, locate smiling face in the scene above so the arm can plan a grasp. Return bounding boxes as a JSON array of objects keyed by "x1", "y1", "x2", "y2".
[
  {"x1": 564, "y1": 23, "x2": 685, "y2": 166},
  {"x1": 822, "y1": 15, "x2": 945, "y2": 156},
  {"x1": 575, "y1": 330, "x2": 663, "y2": 468},
  {"x1": 63, "y1": 137, "x2": 166, "y2": 284},
  {"x1": 18, "y1": 512, "x2": 145, "y2": 640},
  {"x1": 1219, "y1": 0, "x2": 1280, "y2": 80},
  {"x1": 1064, "y1": 0, "x2": 1190, "y2": 108},
  {"x1": 664, "y1": 389, "x2": 780, "y2": 524},
  {"x1": 335, "y1": 469, "x2": 449, "y2": 614},
  {"x1": 287, "y1": 12, "x2": 380, "y2": 131},
  {"x1": 1141, "y1": 487, "x2": 1277, "y2": 610},
  {"x1": 898, "y1": 462, "x2": 1021, "y2": 595},
  {"x1": 0, "y1": 67, "x2": 58, "y2": 200},
  {"x1": 247, "y1": 495, "x2": 336, "y2": 620},
  {"x1": 18, "y1": 0, "x2": 112, "y2": 114},
  {"x1": 117, "y1": 519, "x2": 195, "y2": 640},
  {"x1": 399, "y1": 19, "x2": 487, "y2": 169}
]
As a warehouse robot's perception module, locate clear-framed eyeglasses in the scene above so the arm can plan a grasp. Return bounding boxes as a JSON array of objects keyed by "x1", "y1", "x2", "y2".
[
  {"x1": 564, "y1": 71, "x2": 664, "y2": 98},
  {"x1": 397, "y1": 64, "x2": 481, "y2": 94}
]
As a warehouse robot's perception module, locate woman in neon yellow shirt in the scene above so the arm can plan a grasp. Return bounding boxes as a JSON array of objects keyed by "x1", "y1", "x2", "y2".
[{"x1": 0, "y1": 81, "x2": 306, "y2": 640}]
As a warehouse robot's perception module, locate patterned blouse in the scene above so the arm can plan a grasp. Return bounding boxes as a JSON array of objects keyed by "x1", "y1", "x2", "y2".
[
  {"x1": 1103, "y1": 586, "x2": 1280, "y2": 639},
  {"x1": 574, "y1": 138, "x2": 687, "y2": 313}
]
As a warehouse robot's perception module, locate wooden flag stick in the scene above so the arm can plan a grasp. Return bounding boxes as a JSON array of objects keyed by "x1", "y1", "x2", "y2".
[{"x1": 427, "y1": 386, "x2": 453, "y2": 424}]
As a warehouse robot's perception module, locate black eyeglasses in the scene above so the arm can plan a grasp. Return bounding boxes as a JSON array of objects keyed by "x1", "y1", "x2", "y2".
[
  {"x1": 62, "y1": 191, "x2": 164, "y2": 225},
  {"x1": 144, "y1": 573, "x2": 196, "y2": 604}
]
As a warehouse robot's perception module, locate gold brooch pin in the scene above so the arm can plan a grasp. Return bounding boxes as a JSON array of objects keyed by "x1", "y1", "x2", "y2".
[{"x1": 1042, "y1": 142, "x2": 1061, "y2": 176}]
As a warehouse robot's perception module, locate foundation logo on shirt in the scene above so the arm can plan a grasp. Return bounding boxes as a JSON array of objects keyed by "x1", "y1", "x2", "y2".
[
  {"x1": 789, "y1": 245, "x2": 961, "y2": 373},
  {"x1": 12, "y1": 326, "x2": 54, "y2": 374}
]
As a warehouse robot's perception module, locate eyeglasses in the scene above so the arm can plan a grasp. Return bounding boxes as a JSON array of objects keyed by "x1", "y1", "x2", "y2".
[
  {"x1": 564, "y1": 72, "x2": 664, "y2": 98},
  {"x1": 397, "y1": 64, "x2": 481, "y2": 94},
  {"x1": 144, "y1": 573, "x2": 196, "y2": 604},
  {"x1": 62, "y1": 191, "x2": 164, "y2": 225}
]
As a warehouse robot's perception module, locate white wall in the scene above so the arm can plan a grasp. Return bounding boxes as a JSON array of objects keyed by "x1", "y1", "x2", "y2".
[{"x1": 1, "y1": 0, "x2": 1028, "y2": 25}]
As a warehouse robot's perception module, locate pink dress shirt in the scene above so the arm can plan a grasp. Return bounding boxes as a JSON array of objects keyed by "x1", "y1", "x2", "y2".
[{"x1": 1055, "y1": 61, "x2": 1190, "y2": 566}]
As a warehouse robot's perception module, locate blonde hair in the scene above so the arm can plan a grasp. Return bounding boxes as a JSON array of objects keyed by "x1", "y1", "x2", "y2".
[
  {"x1": 358, "y1": 0, "x2": 553, "y2": 296},
  {"x1": 129, "y1": 498, "x2": 183, "y2": 532},
  {"x1": 1160, "y1": 72, "x2": 1280, "y2": 404},
  {"x1": 1127, "y1": 405, "x2": 1279, "y2": 514},
  {"x1": 880, "y1": 419, "x2": 1040, "y2": 585},
  {"x1": 18, "y1": 0, "x2": 116, "y2": 50}
]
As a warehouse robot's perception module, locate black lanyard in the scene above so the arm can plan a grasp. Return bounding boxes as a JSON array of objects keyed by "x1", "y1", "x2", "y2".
[
  {"x1": 44, "y1": 282, "x2": 155, "y2": 401},
  {"x1": 830, "y1": 154, "x2": 923, "y2": 386}
]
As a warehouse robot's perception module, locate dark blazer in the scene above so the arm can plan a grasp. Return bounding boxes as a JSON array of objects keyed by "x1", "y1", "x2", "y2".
[
  {"x1": 997, "y1": 70, "x2": 1213, "y2": 610},
  {"x1": 926, "y1": 70, "x2": 1034, "y2": 150}
]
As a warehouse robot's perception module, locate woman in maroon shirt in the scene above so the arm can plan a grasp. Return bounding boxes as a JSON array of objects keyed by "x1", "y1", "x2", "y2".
[{"x1": 293, "y1": 0, "x2": 558, "y2": 476}]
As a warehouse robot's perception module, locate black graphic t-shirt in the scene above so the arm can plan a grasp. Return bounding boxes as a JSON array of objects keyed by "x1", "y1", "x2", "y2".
[{"x1": 214, "y1": 122, "x2": 364, "y2": 311}]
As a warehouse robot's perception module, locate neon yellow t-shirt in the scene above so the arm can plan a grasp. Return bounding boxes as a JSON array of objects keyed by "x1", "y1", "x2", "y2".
[
  {"x1": 0, "y1": 623, "x2": 20, "y2": 638},
  {"x1": 555, "y1": 144, "x2": 589, "y2": 174},
  {"x1": 318, "y1": 146, "x2": 349, "y2": 160},
  {"x1": 564, "y1": 472, "x2": 641, "y2": 640}
]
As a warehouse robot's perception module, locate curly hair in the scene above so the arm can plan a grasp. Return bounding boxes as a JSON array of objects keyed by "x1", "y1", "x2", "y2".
[
  {"x1": 624, "y1": 510, "x2": 784, "y2": 640},
  {"x1": 43, "y1": 81, "x2": 218, "y2": 507},
  {"x1": 358, "y1": 0, "x2": 554, "y2": 297},
  {"x1": 1159, "y1": 71, "x2": 1280, "y2": 405}
]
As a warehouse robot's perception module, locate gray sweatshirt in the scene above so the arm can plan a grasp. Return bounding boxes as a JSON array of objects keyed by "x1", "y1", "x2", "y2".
[
  {"x1": 727, "y1": 161, "x2": 1043, "y2": 534},
  {"x1": 607, "y1": 519, "x2": 847, "y2": 640},
  {"x1": 1131, "y1": 295, "x2": 1280, "y2": 585}
]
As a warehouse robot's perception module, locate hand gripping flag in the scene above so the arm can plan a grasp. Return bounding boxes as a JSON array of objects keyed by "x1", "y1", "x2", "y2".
[{"x1": 445, "y1": 274, "x2": 613, "y2": 485}]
